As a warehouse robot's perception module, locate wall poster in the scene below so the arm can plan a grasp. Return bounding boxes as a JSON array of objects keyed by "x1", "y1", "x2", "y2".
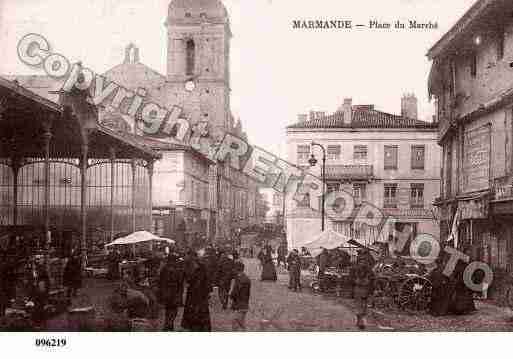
[{"x1": 463, "y1": 124, "x2": 491, "y2": 193}]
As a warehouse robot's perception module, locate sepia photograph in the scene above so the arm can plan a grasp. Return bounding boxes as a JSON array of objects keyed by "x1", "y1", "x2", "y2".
[{"x1": 0, "y1": 0, "x2": 512, "y2": 347}]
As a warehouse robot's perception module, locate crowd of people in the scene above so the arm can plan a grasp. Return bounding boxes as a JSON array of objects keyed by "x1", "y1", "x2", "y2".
[
  {"x1": 108, "y1": 245, "x2": 252, "y2": 331},
  {"x1": 2, "y1": 232, "x2": 482, "y2": 332}
]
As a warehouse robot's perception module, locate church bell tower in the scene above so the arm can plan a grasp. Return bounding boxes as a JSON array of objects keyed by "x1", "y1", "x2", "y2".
[{"x1": 165, "y1": 0, "x2": 232, "y2": 141}]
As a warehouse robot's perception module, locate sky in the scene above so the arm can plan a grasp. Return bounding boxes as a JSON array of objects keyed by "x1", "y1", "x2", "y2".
[{"x1": 0, "y1": 0, "x2": 477, "y2": 158}]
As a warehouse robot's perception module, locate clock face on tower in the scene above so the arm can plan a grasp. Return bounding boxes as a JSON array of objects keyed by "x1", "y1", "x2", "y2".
[{"x1": 185, "y1": 80, "x2": 195, "y2": 92}]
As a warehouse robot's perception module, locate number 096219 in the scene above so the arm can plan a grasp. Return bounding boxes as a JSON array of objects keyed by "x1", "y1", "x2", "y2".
[{"x1": 35, "y1": 338, "x2": 67, "y2": 347}]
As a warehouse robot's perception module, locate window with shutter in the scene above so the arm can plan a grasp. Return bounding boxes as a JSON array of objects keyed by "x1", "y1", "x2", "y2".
[
  {"x1": 297, "y1": 145, "x2": 310, "y2": 163},
  {"x1": 327, "y1": 145, "x2": 341, "y2": 161},
  {"x1": 384, "y1": 145, "x2": 398, "y2": 170},
  {"x1": 411, "y1": 145, "x2": 425, "y2": 170},
  {"x1": 354, "y1": 145, "x2": 368, "y2": 160},
  {"x1": 273, "y1": 193, "x2": 282, "y2": 206},
  {"x1": 353, "y1": 183, "x2": 366, "y2": 205},
  {"x1": 384, "y1": 183, "x2": 398, "y2": 208},
  {"x1": 326, "y1": 182, "x2": 340, "y2": 193},
  {"x1": 410, "y1": 183, "x2": 424, "y2": 208}
]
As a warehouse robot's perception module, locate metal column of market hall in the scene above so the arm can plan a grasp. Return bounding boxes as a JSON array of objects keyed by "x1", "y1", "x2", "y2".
[{"x1": 0, "y1": 76, "x2": 160, "y2": 267}]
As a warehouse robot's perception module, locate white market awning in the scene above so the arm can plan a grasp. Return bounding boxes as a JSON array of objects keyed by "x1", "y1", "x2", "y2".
[
  {"x1": 303, "y1": 229, "x2": 352, "y2": 257},
  {"x1": 105, "y1": 231, "x2": 175, "y2": 247}
]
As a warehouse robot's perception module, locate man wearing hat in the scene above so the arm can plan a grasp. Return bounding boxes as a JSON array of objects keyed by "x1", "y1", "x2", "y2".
[
  {"x1": 158, "y1": 252, "x2": 184, "y2": 331},
  {"x1": 350, "y1": 255, "x2": 375, "y2": 330}
]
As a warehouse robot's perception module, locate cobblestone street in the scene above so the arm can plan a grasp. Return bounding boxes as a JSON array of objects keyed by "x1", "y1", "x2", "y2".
[
  {"x1": 42, "y1": 257, "x2": 513, "y2": 332},
  {"x1": 45, "y1": 258, "x2": 365, "y2": 331},
  {"x1": 214, "y1": 259, "x2": 362, "y2": 331},
  {"x1": 367, "y1": 300, "x2": 513, "y2": 331}
]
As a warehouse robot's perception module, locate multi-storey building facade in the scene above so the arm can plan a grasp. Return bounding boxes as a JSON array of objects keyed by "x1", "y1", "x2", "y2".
[
  {"x1": 427, "y1": 0, "x2": 513, "y2": 295},
  {"x1": 285, "y1": 96, "x2": 440, "y2": 250}
]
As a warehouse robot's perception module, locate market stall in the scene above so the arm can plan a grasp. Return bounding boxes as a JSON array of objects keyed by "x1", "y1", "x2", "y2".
[
  {"x1": 303, "y1": 230, "x2": 357, "y2": 296},
  {"x1": 104, "y1": 231, "x2": 175, "y2": 284},
  {"x1": 303, "y1": 229, "x2": 353, "y2": 257}
]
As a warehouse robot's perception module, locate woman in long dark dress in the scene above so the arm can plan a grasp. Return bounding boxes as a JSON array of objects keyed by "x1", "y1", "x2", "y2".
[
  {"x1": 63, "y1": 253, "x2": 82, "y2": 302},
  {"x1": 428, "y1": 263, "x2": 452, "y2": 316},
  {"x1": 449, "y1": 258, "x2": 476, "y2": 315},
  {"x1": 260, "y1": 245, "x2": 277, "y2": 281},
  {"x1": 181, "y1": 257, "x2": 212, "y2": 331}
]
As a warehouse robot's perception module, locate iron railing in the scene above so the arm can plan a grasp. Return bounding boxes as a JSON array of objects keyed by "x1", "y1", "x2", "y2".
[{"x1": 325, "y1": 164, "x2": 373, "y2": 180}]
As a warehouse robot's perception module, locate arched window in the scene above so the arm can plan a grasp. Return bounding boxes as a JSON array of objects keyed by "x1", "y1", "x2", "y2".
[{"x1": 186, "y1": 39, "x2": 195, "y2": 76}]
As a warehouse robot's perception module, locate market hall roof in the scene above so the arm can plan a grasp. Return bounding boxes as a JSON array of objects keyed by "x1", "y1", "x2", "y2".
[
  {"x1": 286, "y1": 108, "x2": 437, "y2": 130},
  {"x1": 0, "y1": 76, "x2": 160, "y2": 160},
  {"x1": 2, "y1": 75, "x2": 63, "y2": 103}
]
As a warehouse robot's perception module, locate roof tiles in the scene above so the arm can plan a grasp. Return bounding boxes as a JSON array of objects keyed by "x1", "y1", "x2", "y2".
[{"x1": 287, "y1": 109, "x2": 436, "y2": 130}]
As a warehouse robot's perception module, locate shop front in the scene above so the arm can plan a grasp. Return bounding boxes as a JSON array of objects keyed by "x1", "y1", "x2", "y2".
[
  {"x1": 443, "y1": 192, "x2": 513, "y2": 300},
  {"x1": 488, "y1": 191, "x2": 513, "y2": 300}
]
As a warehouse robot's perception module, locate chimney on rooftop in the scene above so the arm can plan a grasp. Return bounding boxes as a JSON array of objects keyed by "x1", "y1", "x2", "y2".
[
  {"x1": 401, "y1": 93, "x2": 418, "y2": 120},
  {"x1": 342, "y1": 98, "x2": 352, "y2": 125}
]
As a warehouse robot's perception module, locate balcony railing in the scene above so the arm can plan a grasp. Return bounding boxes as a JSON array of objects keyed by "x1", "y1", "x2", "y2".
[
  {"x1": 383, "y1": 199, "x2": 398, "y2": 209},
  {"x1": 325, "y1": 165, "x2": 374, "y2": 180},
  {"x1": 384, "y1": 207, "x2": 434, "y2": 219}
]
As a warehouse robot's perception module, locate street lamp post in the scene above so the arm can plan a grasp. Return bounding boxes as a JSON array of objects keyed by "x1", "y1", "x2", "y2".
[{"x1": 308, "y1": 141, "x2": 326, "y2": 232}]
